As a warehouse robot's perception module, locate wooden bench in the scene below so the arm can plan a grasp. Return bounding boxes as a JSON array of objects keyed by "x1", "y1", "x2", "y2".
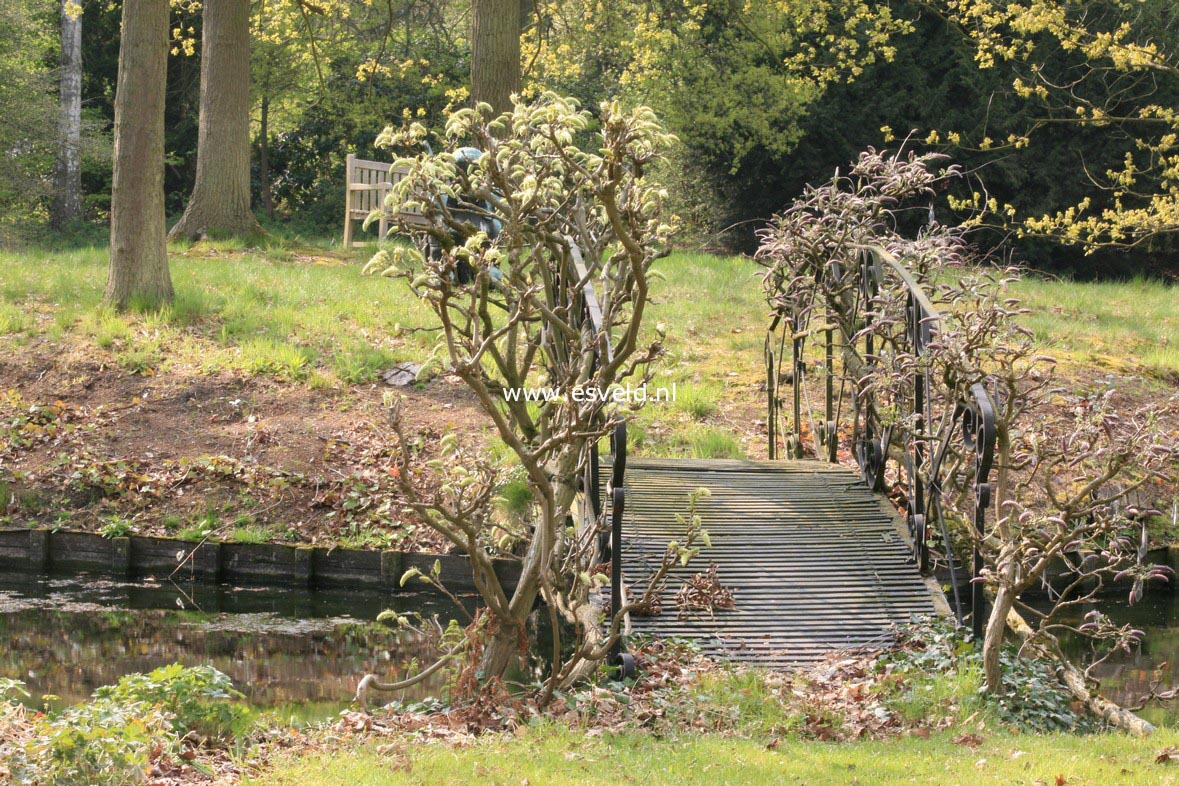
[{"x1": 343, "y1": 154, "x2": 429, "y2": 247}]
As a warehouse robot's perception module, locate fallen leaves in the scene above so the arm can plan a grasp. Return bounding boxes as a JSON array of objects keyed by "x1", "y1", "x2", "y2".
[
  {"x1": 953, "y1": 732, "x2": 985, "y2": 748},
  {"x1": 375, "y1": 742, "x2": 413, "y2": 772},
  {"x1": 675, "y1": 563, "x2": 736, "y2": 619}
]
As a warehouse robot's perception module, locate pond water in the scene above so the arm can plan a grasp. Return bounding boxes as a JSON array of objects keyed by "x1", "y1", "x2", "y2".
[
  {"x1": 6, "y1": 570, "x2": 1179, "y2": 726},
  {"x1": 1053, "y1": 589, "x2": 1179, "y2": 727},
  {"x1": 0, "y1": 572, "x2": 468, "y2": 723}
]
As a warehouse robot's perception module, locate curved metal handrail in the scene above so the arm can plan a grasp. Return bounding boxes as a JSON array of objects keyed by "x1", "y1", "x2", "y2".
[
  {"x1": 765, "y1": 244, "x2": 998, "y2": 637},
  {"x1": 566, "y1": 239, "x2": 629, "y2": 666}
]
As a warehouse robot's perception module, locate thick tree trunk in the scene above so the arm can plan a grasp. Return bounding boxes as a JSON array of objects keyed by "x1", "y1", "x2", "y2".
[
  {"x1": 471, "y1": 0, "x2": 520, "y2": 116},
  {"x1": 559, "y1": 600, "x2": 607, "y2": 688},
  {"x1": 105, "y1": 0, "x2": 172, "y2": 309},
  {"x1": 476, "y1": 562, "x2": 533, "y2": 680},
  {"x1": 479, "y1": 626, "x2": 525, "y2": 678},
  {"x1": 168, "y1": 0, "x2": 261, "y2": 241},
  {"x1": 477, "y1": 554, "x2": 539, "y2": 678},
  {"x1": 51, "y1": 0, "x2": 83, "y2": 229}
]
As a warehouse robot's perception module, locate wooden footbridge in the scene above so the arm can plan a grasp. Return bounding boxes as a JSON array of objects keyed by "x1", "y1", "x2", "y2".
[
  {"x1": 581, "y1": 245, "x2": 997, "y2": 672},
  {"x1": 613, "y1": 457, "x2": 945, "y2": 667}
]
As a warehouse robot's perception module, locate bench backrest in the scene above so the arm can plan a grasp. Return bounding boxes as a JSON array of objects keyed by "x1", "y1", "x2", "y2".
[{"x1": 344, "y1": 154, "x2": 427, "y2": 246}]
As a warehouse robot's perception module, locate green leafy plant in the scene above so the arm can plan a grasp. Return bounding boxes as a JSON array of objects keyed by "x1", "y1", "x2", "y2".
[
  {"x1": 879, "y1": 618, "x2": 1090, "y2": 733},
  {"x1": 98, "y1": 516, "x2": 134, "y2": 538},
  {"x1": 333, "y1": 345, "x2": 397, "y2": 384},
  {"x1": 674, "y1": 383, "x2": 719, "y2": 421},
  {"x1": 0, "y1": 300, "x2": 29, "y2": 335},
  {"x1": 237, "y1": 338, "x2": 313, "y2": 381},
  {"x1": 12, "y1": 698, "x2": 173, "y2": 786},
  {"x1": 230, "y1": 521, "x2": 271, "y2": 544},
  {"x1": 178, "y1": 511, "x2": 220, "y2": 541},
  {"x1": 0, "y1": 677, "x2": 28, "y2": 702},
  {"x1": 686, "y1": 426, "x2": 743, "y2": 459},
  {"x1": 115, "y1": 337, "x2": 163, "y2": 375},
  {"x1": 986, "y1": 651, "x2": 1092, "y2": 733},
  {"x1": 94, "y1": 664, "x2": 248, "y2": 741}
]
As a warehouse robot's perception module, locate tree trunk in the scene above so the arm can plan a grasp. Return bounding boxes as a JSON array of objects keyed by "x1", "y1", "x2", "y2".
[
  {"x1": 168, "y1": 0, "x2": 261, "y2": 241},
  {"x1": 478, "y1": 548, "x2": 540, "y2": 678},
  {"x1": 51, "y1": 0, "x2": 83, "y2": 229},
  {"x1": 477, "y1": 454, "x2": 580, "y2": 680},
  {"x1": 105, "y1": 0, "x2": 172, "y2": 309},
  {"x1": 471, "y1": 0, "x2": 520, "y2": 116},
  {"x1": 479, "y1": 626, "x2": 525, "y2": 678},
  {"x1": 982, "y1": 584, "x2": 1014, "y2": 692},
  {"x1": 558, "y1": 600, "x2": 608, "y2": 688}
]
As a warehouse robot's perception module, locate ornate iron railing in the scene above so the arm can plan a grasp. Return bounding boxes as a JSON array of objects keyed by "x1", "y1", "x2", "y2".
[
  {"x1": 765, "y1": 245, "x2": 997, "y2": 637},
  {"x1": 567, "y1": 240, "x2": 632, "y2": 671}
]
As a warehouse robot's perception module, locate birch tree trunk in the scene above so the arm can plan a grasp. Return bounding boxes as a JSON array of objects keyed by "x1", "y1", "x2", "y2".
[
  {"x1": 168, "y1": 0, "x2": 261, "y2": 241},
  {"x1": 105, "y1": 0, "x2": 172, "y2": 309},
  {"x1": 51, "y1": 0, "x2": 83, "y2": 229}
]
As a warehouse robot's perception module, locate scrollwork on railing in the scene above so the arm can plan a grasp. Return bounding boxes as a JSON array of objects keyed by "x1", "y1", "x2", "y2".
[{"x1": 764, "y1": 244, "x2": 998, "y2": 635}]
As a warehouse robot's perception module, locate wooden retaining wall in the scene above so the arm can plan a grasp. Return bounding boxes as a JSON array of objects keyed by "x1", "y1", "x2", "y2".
[
  {"x1": 0, "y1": 529, "x2": 519, "y2": 594},
  {"x1": 936, "y1": 546, "x2": 1179, "y2": 597}
]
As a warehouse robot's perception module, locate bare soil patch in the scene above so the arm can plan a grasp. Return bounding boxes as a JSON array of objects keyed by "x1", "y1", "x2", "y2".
[{"x1": 0, "y1": 336, "x2": 488, "y2": 551}]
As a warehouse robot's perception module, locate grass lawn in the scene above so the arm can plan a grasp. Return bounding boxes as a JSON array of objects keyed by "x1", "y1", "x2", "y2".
[
  {"x1": 0, "y1": 240, "x2": 1173, "y2": 416},
  {"x1": 1012, "y1": 274, "x2": 1179, "y2": 380},
  {"x1": 0, "y1": 240, "x2": 435, "y2": 386},
  {"x1": 255, "y1": 724, "x2": 1179, "y2": 785}
]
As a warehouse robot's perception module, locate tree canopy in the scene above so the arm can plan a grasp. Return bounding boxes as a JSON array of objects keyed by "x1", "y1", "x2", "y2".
[{"x1": 2, "y1": 0, "x2": 1178, "y2": 277}]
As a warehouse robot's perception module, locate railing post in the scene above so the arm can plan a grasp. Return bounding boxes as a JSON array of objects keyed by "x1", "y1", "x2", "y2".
[
  {"x1": 592, "y1": 439, "x2": 608, "y2": 564},
  {"x1": 965, "y1": 382, "x2": 996, "y2": 640},
  {"x1": 966, "y1": 384, "x2": 995, "y2": 641},
  {"x1": 609, "y1": 422, "x2": 627, "y2": 665},
  {"x1": 824, "y1": 320, "x2": 836, "y2": 463},
  {"x1": 790, "y1": 312, "x2": 804, "y2": 459},
  {"x1": 766, "y1": 329, "x2": 777, "y2": 460},
  {"x1": 972, "y1": 482, "x2": 991, "y2": 640},
  {"x1": 910, "y1": 293, "x2": 927, "y2": 570},
  {"x1": 859, "y1": 250, "x2": 878, "y2": 487},
  {"x1": 343, "y1": 153, "x2": 355, "y2": 248}
]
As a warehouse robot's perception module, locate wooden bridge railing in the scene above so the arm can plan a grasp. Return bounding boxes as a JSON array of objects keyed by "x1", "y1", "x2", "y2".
[
  {"x1": 765, "y1": 245, "x2": 997, "y2": 638},
  {"x1": 343, "y1": 155, "x2": 429, "y2": 247}
]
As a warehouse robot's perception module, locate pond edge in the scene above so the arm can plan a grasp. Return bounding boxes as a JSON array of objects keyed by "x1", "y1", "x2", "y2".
[{"x1": 0, "y1": 528, "x2": 520, "y2": 593}]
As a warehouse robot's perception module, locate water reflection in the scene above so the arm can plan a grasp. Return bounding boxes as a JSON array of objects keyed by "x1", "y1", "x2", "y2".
[
  {"x1": 0, "y1": 572, "x2": 467, "y2": 722},
  {"x1": 1049, "y1": 590, "x2": 1179, "y2": 726},
  {"x1": 19, "y1": 573, "x2": 1174, "y2": 726}
]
